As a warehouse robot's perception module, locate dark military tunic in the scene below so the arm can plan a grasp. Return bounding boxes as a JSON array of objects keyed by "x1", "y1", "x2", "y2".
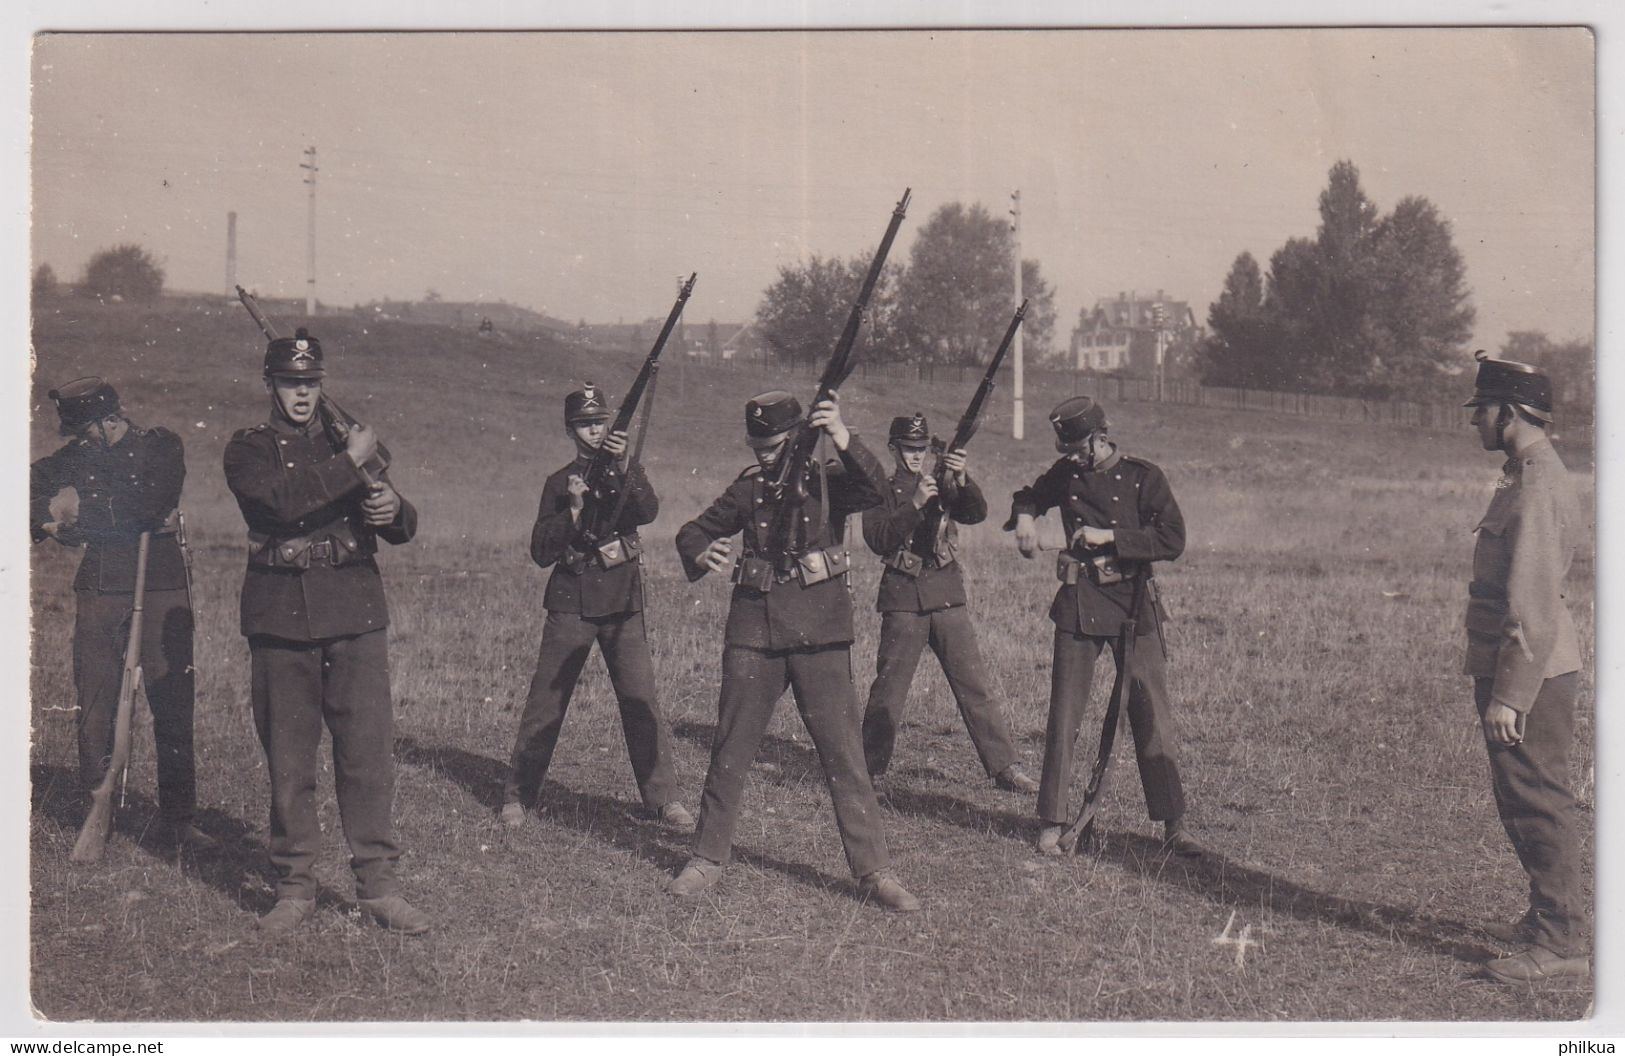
[
  {"x1": 1004, "y1": 447, "x2": 1184, "y2": 635},
  {"x1": 1006, "y1": 445, "x2": 1188, "y2": 826},
  {"x1": 676, "y1": 439, "x2": 887, "y2": 651},
  {"x1": 503, "y1": 452, "x2": 678, "y2": 811},
  {"x1": 223, "y1": 416, "x2": 416, "y2": 641},
  {"x1": 223, "y1": 412, "x2": 415, "y2": 901},
  {"x1": 30, "y1": 425, "x2": 196, "y2": 820},
  {"x1": 860, "y1": 467, "x2": 1019, "y2": 779},
  {"x1": 674, "y1": 434, "x2": 893, "y2": 877}
]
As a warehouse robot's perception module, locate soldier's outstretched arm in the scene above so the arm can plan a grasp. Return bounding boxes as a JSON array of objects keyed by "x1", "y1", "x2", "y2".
[
  {"x1": 830, "y1": 433, "x2": 887, "y2": 515},
  {"x1": 1113, "y1": 464, "x2": 1186, "y2": 562},
  {"x1": 616, "y1": 460, "x2": 660, "y2": 529},
  {"x1": 223, "y1": 428, "x2": 369, "y2": 528},
  {"x1": 675, "y1": 483, "x2": 747, "y2": 582},
  {"x1": 950, "y1": 472, "x2": 988, "y2": 526},
  {"x1": 29, "y1": 446, "x2": 76, "y2": 542},
  {"x1": 1002, "y1": 459, "x2": 1068, "y2": 531}
]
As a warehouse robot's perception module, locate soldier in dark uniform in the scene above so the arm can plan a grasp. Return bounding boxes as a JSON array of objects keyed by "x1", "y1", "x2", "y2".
[
  {"x1": 1006, "y1": 396, "x2": 1199, "y2": 857},
  {"x1": 668, "y1": 391, "x2": 920, "y2": 911},
  {"x1": 500, "y1": 383, "x2": 693, "y2": 832},
  {"x1": 30, "y1": 377, "x2": 213, "y2": 851},
  {"x1": 223, "y1": 328, "x2": 429, "y2": 936},
  {"x1": 1461, "y1": 354, "x2": 1588, "y2": 983},
  {"x1": 860, "y1": 412, "x2": 1038, "y2": 795}
]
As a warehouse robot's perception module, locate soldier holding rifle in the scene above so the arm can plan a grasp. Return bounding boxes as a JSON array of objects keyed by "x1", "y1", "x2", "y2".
[
  {"x1": 223, "y1": 327, "x2": 429, "y2": 936},
  {"x1": 1006, "y1": 396, "x2": 1200, "y2": 857},
  {"x1": 499, "y1": 380, "x2": 693, "y2": 832},
  {"x1": 31, "y1": 377, "x2": 212, "y2": 853},
  {"x1": 1462, "y1": 354, "x2": 1588, "y2": 984}
]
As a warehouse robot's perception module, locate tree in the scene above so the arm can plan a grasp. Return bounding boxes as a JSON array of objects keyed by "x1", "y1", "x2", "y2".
[
  {"x1": 32, "y1": 263, "x2": 58, "y2": 300},
  {"x1": 1200, "y1": 160, "x2": 1476, "y2": 396},
  {"x1": 1020, "y1": 260, "x2": 1057, "y2": 362},
  {"x1": 753, "y1": 252, "x2": 903, "y2": 365},
  {"x1": 893, "y1": 202, "x2": 1057, "y2": 366},
  {"x1": 79, "y1": 244, "x2": 165, "y2": 303}
]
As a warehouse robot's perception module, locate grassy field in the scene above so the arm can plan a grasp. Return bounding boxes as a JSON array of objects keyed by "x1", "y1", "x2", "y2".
[{"x1": 26, "y1": 297, "x2": 1595, "y2": 1022}]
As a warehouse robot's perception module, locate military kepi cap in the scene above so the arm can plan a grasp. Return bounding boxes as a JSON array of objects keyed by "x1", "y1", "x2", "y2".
[
  {"x1": 888, "y1": 413, "x2": 930, "y2": 448},
  {"x1": 49, "y1": 377, "x2": 120, "y2": 435},
  {"x1": 1464, "y1": 350, "x2": 1553, "y2": 422},
  {"x1": 565, "y1": 382, "x2": 612, "y2": 424},
  {"x1": 264, "y1": 328, "x2": 325, "y2": 379},
  {"x1": 745, "y1": 391, "x2": 803, "y2": 439},
  {"x1": 1050, "y1": 395, "x2": 1108, "y2": 450}
]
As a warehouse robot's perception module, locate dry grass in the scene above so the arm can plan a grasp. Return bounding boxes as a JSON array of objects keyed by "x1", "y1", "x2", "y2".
[{"x1": 27, "y1": 298, "x2": 1594, "y2": 1022}]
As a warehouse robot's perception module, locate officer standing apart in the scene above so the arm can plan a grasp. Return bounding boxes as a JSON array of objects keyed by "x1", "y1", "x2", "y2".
[
  {"x1": 223, "y1": 328, "x2": 429, "y2": 935},
  {"x1": 1007, "y1": 396, "x2": 1200, "y2": 857},
  {"x1": 1461, "y1": 353, "x2": 1588, "y2": 983},
  {"x1": 500, "y1": 383, "x2": 693, "y2": 832},
  {"x1": 861, "y1": 412, "x2": 1039, "y2": 795},
  {"x1": 31, "y1": 378, "x2": 212, "y2": 851},
  {"x1": 669, "y1": 391, "x2": 920, "y2": 911}
]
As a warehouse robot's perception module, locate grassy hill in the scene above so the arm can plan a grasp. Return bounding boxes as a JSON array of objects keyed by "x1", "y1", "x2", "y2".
[{"x1": 27, "y1": 297, "x2": 1594, "y2": 1022}]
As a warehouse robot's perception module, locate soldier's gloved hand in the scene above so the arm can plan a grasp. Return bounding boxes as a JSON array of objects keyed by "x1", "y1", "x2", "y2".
[
  {"x1": 42, "y1": 521, "x2": 85, "y2": 547},
  {"x1": 345, "y1": 422, "x2": 380, "y2": 469},
  {"x1": 362, "y1": 482, "x2": 401, "y2": 526},
  {"x1": 911, "y1": 474, "x2": 939, "y2": 509},
  {"x1": 808, "y1": 394, "x2": 851, "y2": 451},
  {"x1": 48, "y1": 486, "x2": 80, "y2": 527},
  {"x1": 941, "y1": 450, "x2": 969, "y2": 486},
  {"x1": 1073, "y1": 525, "x2": 1115, "y2": 550},
  {"x1": 601, "y1": 430, "x2": 629, "y2": 458},
  {"x1": 1482, "y1": 702, "x2": 1523, "y2": 747},
  {"x1": 1014, "y1": 513, "x2": 1039, "y2": 559},
  {"x1": 566, "y1": 474, "x2": 589, "y2": 513},
  {"x1": 697, "y1": 536, "x2": 734, "y2": 574}
]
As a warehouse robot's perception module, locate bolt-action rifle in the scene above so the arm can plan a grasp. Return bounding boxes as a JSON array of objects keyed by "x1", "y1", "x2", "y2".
[
  {"x1": 234, "y1": 285, "x2": 387, "y2": 483},
  {"x1": 579, "y1": 272, "x2": 697, "y2": 546},
  {"x1": 70, "y1": 531, "x2": 150, "y2": 863},
  {"x1": 766, "y1": 188, "x2": 911, "y2": 572},
  {"x1": 924, "y1": 300, "x2": 1027, "y2": 536}
]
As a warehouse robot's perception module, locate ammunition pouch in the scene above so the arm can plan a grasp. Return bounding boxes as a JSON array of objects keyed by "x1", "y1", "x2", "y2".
[
  {"x1": 732, "y1": 547, "x2": 850, "y2": 592},
  {"x1": 562, "y1": 534, "x2": 643, "y2": 574},
  {"x1": 731, "y1": 555, "x2": 776, "y2": 593},
  {"x1": 249, "y1": 526, "x2": 372, "y2": 570},
  {"x1": 884, "y1": 550, "x2": 925, "y2": 577},
  {"x1": 1057, "y1": 550, "x2": 1129, "y2": 586}
]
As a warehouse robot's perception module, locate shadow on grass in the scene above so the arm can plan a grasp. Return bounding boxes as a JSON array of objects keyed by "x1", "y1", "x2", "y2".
[
  {"x1": 671, "y1": 719, "x2": 826, "y2": 786},
  {"x1": 394, "y1": 734, "x2": 865, "y2": 906},
  {"x1": 28, "y1": 761, "x2": 316, "y2": 917}
]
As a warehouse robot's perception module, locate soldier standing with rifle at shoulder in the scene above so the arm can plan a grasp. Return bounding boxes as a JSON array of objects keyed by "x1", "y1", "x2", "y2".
[
  {"x1": 31, "y1": 377, "x2": 213, "y2": 856},
  {"x1": 1006, "y1": 396, "x2": 1201, "y2": 858},
  {"x1": 667, "y1": 189, "x2": 920, "y2": 912},
  {"x1": 861, "y1": 304, "x2": 1039, "y2": 797},
  {"x1": 500, "y1": 279, "x2": 696, "y2": 833},
  {"x1": 223, "y1": 322, "x2": 429, "y2": 936}
]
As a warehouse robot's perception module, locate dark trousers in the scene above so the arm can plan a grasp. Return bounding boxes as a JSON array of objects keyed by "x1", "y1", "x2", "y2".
[
  {"x1": 862, "y1": 605, "x2": 1019, "y2": 778},
  {"x1": 1039, "y1": 628, "x2": 1186, "y2": 825},
  {"x1": 73, "y1": 587, "x2": 196, "y2": 822},
  {"x1": 249, "y1": 630, "x2": 400, "y2": 901},
  {"x1": 1475, "y1": 673, "x2": 1585, "y2": 957},
  {"x1": 504, "y1": 610, "x2": 679, "y2": 810},
  {"x1": 693, "y1": 644, "x2": 889, "y2": 878}
]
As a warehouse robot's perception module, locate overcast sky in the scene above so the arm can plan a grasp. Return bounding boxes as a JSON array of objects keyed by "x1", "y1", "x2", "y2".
[{"x1": 31, "y1": 28, "x2": 1594, "y2": 350}]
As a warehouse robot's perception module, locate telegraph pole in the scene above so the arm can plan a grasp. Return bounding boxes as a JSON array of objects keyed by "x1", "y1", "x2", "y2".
[
  {"x1": 301, "y1": 146, "x2": 318, "y2": 317},
  {"x1": 675, "y1": 274, "x2": 687, "y2": 402},
  {"x1": 224, "y1": 211, "x2": 237, "y2": 300},
  {"x1": 1010, "y1": 189, "x2": 1024, "y2": 440}
]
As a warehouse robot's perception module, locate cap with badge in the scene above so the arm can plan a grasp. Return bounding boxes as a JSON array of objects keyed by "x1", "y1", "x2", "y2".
[
  {"x1": 565, "y1": 382, "x2": 612, "y2": 425},
  {"x1": 745, "y1": 391, "x2": 804, "y2": 441},
  {"x1": 1463, "y1": 350, "x2": 1554, "y2": 422},
  {"x1": 49, "y1": 376, "x2": 121, "y2": 436},
  {"x1": 263, "y1": 328, "x2": 326, "y2": 380},
  {"x1": 888, "y1": 413, "x2": 930, "y2": 449},
  {"x1": 1049, "y1": 395, "x2": 1108, "y2": 451}
]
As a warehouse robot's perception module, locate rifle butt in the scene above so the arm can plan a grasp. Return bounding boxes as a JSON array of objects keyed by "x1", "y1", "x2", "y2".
[{"x1": 70, "y1": 786, "x2": 116, "y2": 863}]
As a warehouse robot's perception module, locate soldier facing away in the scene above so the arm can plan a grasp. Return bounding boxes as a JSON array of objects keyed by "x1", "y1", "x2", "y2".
[
  {"x1": 30, "y1": 377, "x2": 213, "y2": 852},
  {"x1": 860, "y1": 412, "x2": 1039, "y2": 795},
  {"x1": 222, "y1": 328, "x2": 429, "y2": 935},
  {"x1": 668, "y1": 391, "x2": 921, "y2": 911},
  {"x1": 1462, "y1": 354, "x2": 1589, "y2": 984},
  {"x1": 500, "y1": 383, "x2": 693, "y2": 832},
  {"x1": 1006, "y1": 396, "x2": 1200, "y2": 857}
]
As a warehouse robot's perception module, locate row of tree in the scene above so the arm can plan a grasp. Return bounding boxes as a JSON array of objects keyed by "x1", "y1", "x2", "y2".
[
  {"x1": 34, "y1": 244, "x2": 167, "y2": 303},
  {"x1": 1201, "y1": 161, "x2": 1477, "y2": 399},
  {"x1": 754, "y1": 202, "x2": 1057, "y2": 367}
]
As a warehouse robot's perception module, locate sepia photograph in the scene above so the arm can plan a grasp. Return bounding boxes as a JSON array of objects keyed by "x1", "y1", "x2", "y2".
[{"x1": 19, "y1": 17, "x2": 1601, "y2": 1032}]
